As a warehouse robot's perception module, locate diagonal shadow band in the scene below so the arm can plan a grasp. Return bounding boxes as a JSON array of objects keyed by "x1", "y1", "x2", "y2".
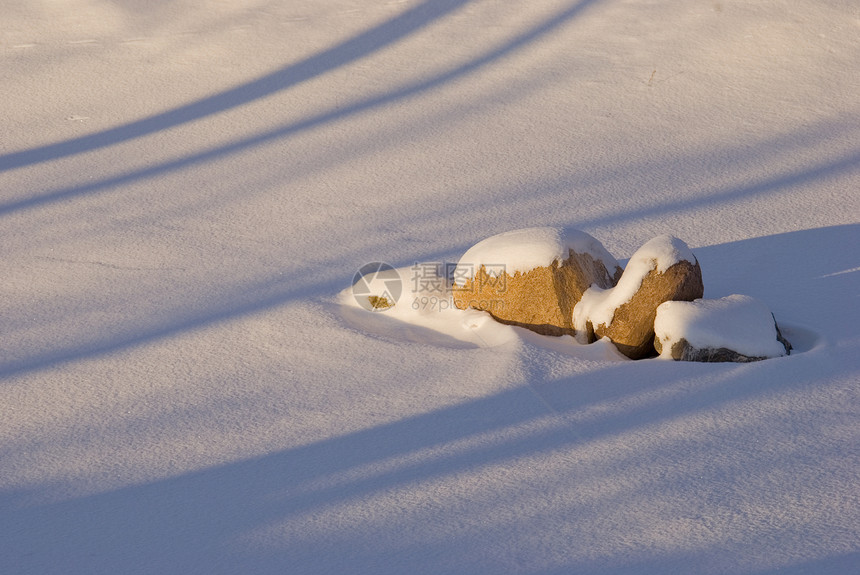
[
  {"x1": 0, "y1": 0, "x2": 602, "y2": 216},
  {"x1": 2, "y1": 337, "x2": 849, "y2": 575},
  {"x1": 0, "y1": 0, "x2": 473, "y2": 172}
]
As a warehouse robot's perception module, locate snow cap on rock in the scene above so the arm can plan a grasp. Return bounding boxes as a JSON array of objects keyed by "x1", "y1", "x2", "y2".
[
  {"x1": 654, "y1": 294, "x2": 791, "y2": 361},
  {"x1": 574, "y1": 234, "x2": 699, "y2": 331},
  {"x1": 454, "y1": 227, "x2": 620, "y2": 286}
]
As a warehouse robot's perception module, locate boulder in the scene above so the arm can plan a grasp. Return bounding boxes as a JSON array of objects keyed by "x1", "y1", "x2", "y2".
[
  {"x1": 653, "y1": 295, "x2": 792, "y2": 362},
  {"x1": 574, "y1": 235, "x2": 704, "y2": 359},
  {"x1": 452, "y1": 228, "x2": 623, "y2": 337}
]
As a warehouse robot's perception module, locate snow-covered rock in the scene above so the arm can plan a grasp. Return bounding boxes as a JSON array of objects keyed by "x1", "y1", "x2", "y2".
[
  {"x1": 654, "y1": 294, "x2": 792, "y2": 362},
  {"x1": 452, "y1": 227, "x2": 622, "y2": 336},
  {"x1": 573, "y1": 235, "x2": 704, "y2": 359}
]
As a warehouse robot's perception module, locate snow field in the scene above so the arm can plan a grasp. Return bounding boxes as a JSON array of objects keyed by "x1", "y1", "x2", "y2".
[{"x1": 1, "y1": 1, "x2": 859, "y2": 574}]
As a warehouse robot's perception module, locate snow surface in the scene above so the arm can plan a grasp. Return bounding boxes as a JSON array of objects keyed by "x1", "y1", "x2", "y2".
[
  {"x1": 341, "y1": 263, "x2": 521, "y2": 348},
  {"x1": 654, "y1": 295, "x2": 789, "y2": 359},
  {"x1": 453, "y1": 226, "x2": 620, "y2": 285},
  {"x1": 2, "y1": 1, "x2": 860, "y2": 574},
  {"x1": 573, "y1": 234, "x2": 697, "y2": 332}
]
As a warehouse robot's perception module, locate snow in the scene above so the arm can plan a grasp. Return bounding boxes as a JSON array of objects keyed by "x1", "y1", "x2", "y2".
[
  {"x1": 453, "y1": 227, "x2": 620, "y2": 285},
  {"x1": 654, "y1": 295, "x2": 789, "y2": 359},
  {"x1": 339, "y1": 263, "x2": 519, "y2": 348},
  {"x1": 2, "y1": 1, "x2": 860, "y2": 574},
  {"x1": 573, "y1": 234, "x2": 697, "y2": 332}
]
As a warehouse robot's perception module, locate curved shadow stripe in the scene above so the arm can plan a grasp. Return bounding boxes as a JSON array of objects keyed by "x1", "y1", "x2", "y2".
[{"x1": 0, "y1": 0, "x2": 472, "y2": 172}]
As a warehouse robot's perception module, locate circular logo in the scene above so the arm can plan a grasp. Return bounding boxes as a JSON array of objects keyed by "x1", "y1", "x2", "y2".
[{"x1": 352, "y1": 262, "x2": 402, "y2": 312}]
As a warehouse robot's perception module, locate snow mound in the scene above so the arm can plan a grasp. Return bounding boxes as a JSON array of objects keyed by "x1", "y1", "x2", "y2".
[
  {"x1": 573, "y1": 235, "x2": 697, "y2": 332},
  {"x1": 340, "y1": 263, "x2": 519, "y2": 348},
  {"x1": 654, "y1": 295, "x2": 789, "y2": 360},
  {"x1": 453, "y1": 227, "x2": 620, "y2": 286}
]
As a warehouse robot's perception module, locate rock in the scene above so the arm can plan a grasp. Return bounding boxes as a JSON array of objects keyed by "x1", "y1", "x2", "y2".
[
  {"x1": 775, "y1": 320, "x2": 793, "y2": 355},
  {"x1": 452, "y1": 228, "x2": 623, "y2": 337},
  {"x1": 653, "y1": 295, "x2": 792, "y2": 362},
  {"x1": 597, "y1": 259, "x2": 704, "y2": 358},
  {"x1": 574, "y1": 235, "x2": 704, "y2": 359}
]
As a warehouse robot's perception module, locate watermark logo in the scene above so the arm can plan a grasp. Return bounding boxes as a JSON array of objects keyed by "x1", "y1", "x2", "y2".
[
  {"x1": 351, "y1": 262, "x2": 402, "y2": 311},
  {"x1": 352, "y1": 261, "x2": 508, "y2": 313}
]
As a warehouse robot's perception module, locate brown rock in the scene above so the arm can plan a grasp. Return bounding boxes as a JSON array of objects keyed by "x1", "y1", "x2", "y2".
[
  {"x1": 595, "y1": 259, "x2": 704, "y2": 358},
  {"x1": 574, "y1": 235, "x2": 704, "y2": 359},
  {"x1": 453, "y1": 237, "x2": 622, "y2": 337},
  {"x1": 657, "y1": 338, "x2": 777, "y2": 362},
  {"x1": 653, "y1": 296, "x2": 792, "y2": 362}
]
